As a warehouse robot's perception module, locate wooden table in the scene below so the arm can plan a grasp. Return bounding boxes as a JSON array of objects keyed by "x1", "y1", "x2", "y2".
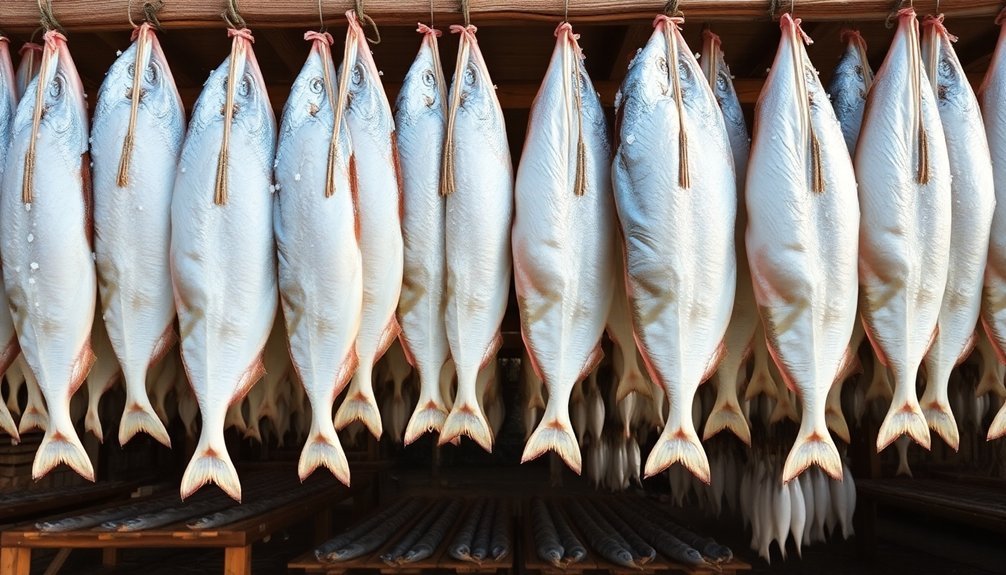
[{"x1": 0, "y1": 480, "x2": 142, "y2": 526}]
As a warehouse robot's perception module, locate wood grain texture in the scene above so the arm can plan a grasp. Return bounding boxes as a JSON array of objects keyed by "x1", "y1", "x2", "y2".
[{"x1": 0, "y1": 1, "x2": 1000, "y2": 32}]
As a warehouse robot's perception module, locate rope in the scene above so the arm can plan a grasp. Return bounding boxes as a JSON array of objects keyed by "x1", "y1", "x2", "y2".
[
  {"x1": 355, "y1": 0, "x2": 381, "y2": 44},
  {"x1": 664, "y1": 0, "x2": 683, "y2": 17},
  {"x1": 37, "y1": 0, "x2": 63, "y2": 33},
  {"x1": 461, "y1": 0, "x2": 471, "y2": 27},
  {"x1": 223, "y1": 0, "x2": 247, "y2": 30}
]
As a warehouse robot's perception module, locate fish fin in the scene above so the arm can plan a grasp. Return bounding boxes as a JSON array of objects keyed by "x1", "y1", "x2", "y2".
[
  {"x1": 923, "y1": 325, "x2": 940, "y2": 361},
  {"x1": 921, "y1": 399, "x2": 959, "y2": 451},
  {"x1": 615, "y1": 368, "x2": 652, "y2": 402},
  {"x1": 373, "y1": 317, "x2": 403, "y2": 365},
  {"x1": 334, "y1": 369, "x2": 383, "y2": 438},
  {"x1": 644, "y1": 424, "x2": 710, "y2": 483},
  {"x1": 119, "y1": 402, "x2": 172, "y2": 447},
  {"x1": 439, "y1": 400, "x2": 493, "y2": 452},
  {"x1": 480, "y1": 332, "x2": 504, "y2": 371},
  {"x1": 397, "y1": 334, "x2": 417, "y2": 368},
  {"x1": 865, "y1": 364, "x2": 894, "y2": 402},
  {"x1": 834, "y1": 345, "x2": 862, "y2": 383},
  {"x1": 700, "y1": 340, "x2": 727, "y2": 384},
  {"x1": 957, "y1": 331, "x2": 977, "y2": 366},
  {"x1": 975, "y1": 366, "x2": 1005, "y2": 398},
  {"x1": 0, "y1": 335, "x2": 20, "y2": 381},
  {"x1": 744, "y1": 365, "x2": 777, "y2": 400},
  {"x1": 876, "y1": 401, "x2": 931, "y2": 452},
  {"x1": 18, "y1": 406, "x2": 47, "y2": 434},
  {"x1": 33, "y1": 423, "x2": 94, "y2": 481},
  {"x1": 298, "y1": 418, "x2": 350, "y2": 485},
  {"x1": 861, "y1": 314, "x2": 890, "y2": 366},
  {"x1": 0, "y1": 402, "x2": 19, "y2": 444},
  {"x1": 521, "y1": 411, "x2": 582, "y2": 474},
  {"x1": 825, "y1": 382, "x2": 851, "y2": 444},
  {"x1": 70, "y1": 344, "x2": 96, "y2": 396},
  {"x1": 404, "y1": 400, "x2": 448, "y2": 445},
  {"x1": 986, "y1": 402, "x2": 1006, "y2": 440},
  {"x1": 702, "y1": 397, "x2": 751, "y2": 445},
  {"x1": 782, "y1": 427, "x2": 842, "y2": 482},
  {"x1": 84, "y1": 405, "x2": 103, "y2": 443},
  {"x1": 148, "y1": 324, "x2": 178, "y2": 369},
  {"x1": 180, "y1": 444, "x2": 241, "y2": 502}
]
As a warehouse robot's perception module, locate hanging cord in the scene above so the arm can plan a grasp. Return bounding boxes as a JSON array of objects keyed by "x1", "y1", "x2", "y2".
[
  {"x1": 127, "y1": 0, "x2": 165, "y2": 31},
  {"x1": 215, "y1": 1, "x2": 254, "y2": 205},
  {"x1": 355, "y1": 0, "x2": 381, "y2": 44},
  {"x1": 655, "y1": 14, "x2": 690, "y2": 189},
  {"x1": 324, "y1": 10, "x2": 363, "y2": 198},
  {"x1": 555, "y1": 22, "x2": 587, "y2": 196},
  {"x1": 767, "y1": 0, "x2": 795, "y2": 18},
  {"x1": 783, "y1": 12, "x2": 823, "y2": 193},
  {"x1": 461, "y1": 0, "x2": 471, "y2": 27},
  {"x1": 223, "y1": 0, "x2": 247, "y2": 30},
  {"x1": 317, "y1": 0, "x2": 327, "y2": 31},
  {"x1": 23, "y1": 0, "x2": 65, "y2": 204},
  {"x1": 664, "y1": 0, "x2": 683, "y2": 17},
  {"x1": 118, "y1": 0, "x2": 166, "y2": 187},
  {"x1": 885, "y1": 0, "x2": 912, "y2": 29},
  {"x1": 441, "y1": 19, "x2": 476, "y2": 196}
]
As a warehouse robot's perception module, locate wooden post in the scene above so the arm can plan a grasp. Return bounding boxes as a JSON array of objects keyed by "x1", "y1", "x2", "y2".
[
  {"x1": 224, "y1": 546, "x2": 252, "y2": 575},
  {"x1": 0, "y1": 547, "x2": 31, "y2": 575},
  {"x1": 40, "y1": 549, "x2": 71, "y2": 575}
]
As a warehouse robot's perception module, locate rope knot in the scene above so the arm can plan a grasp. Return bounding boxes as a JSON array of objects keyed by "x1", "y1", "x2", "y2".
[
  {"x1": 417, "y1": 23, "x2": 442, "y2": 37},
  {"x1": 923, "y1": 13, "x2": 958, "y2": 42},
  {"x1": 304, "y1": 30, "x2": 334, "y2": 45},
  {"x1": 20, "y1": 42, "x2": 42, "y2": 57},
  {"x1": 130, "y1": 21, "x2": 156, "y2": 42},
  {"x1": 553, "y1": 21, "x2": 580, "y2": 41},
  {"x1": 42, "y1": 30, "x2": 65, "y2": 51},
  {"x1": 782, "y1": 14, "x2": 814, "y2": 45},
  {"x1": 652, "y1": 14, "x2": 684, "y2": 31},
  {"x1": 227, "y1": 27, "x2": 255, "y2": 43},
  {"x1": 450, "y1": 24, "x2": 478, "y2": 42}
]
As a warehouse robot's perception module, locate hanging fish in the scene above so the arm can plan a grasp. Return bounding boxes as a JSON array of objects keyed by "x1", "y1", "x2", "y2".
[
  {"x1": 918, "y1": 15, "x2": 995, "y2": 451},
  {"x1": 857, "y1": 7, "x2": 950, "y2": 452},
  {"x1": 83, "y1": 310, "x2": 122, "y2": 443},
  {"x1": 612, "y1": 14, "x2": 736, "y2": 482},
  {"x1": 1, "y1": 30, "x2": 95, "y2": 480},
  {"x1": 15, "y1": 42, "x2": 41, "y2": 101},
  {"x1": 827, "y1": 29, "x2": 873, "y2": 155},
  {"x1": 439, "y1": 22, "x2": 514, "y2": 451},
  {"x1": 91, "y1": 22, "x2": 183, "y2": 448},
  {"x1": 172, "y1": 24, "x2": 277, "y2": 501},
  {"x1": 0, "y1": 35, "x2": 21, "y2": 443}
]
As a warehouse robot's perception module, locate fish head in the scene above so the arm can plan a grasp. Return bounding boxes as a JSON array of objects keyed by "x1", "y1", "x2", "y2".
[
  {"x1": 921, "y1": 16, "x2": 969, "y2": 108},
  {"x1": 281, "y1": 33, "x2": 338, "y2": 133},
  {"x1": 394, "y1": 27, "x2": 446, "y2": 125},
  {"x1": 95, "y1": 25, "x2": 184, "y2": 133},
  {"x1": 15, "y1": 32, "x2": 89, "y2": 151},
  {"x1": 451, "y1": 29, "x2": 504, "y2": 131},
  {"x1": 343, "y1": 11, "x2": 392, "y2": 129},
  {"x1": 190, "y1": 33, "x2": 274, "y2": 140}
]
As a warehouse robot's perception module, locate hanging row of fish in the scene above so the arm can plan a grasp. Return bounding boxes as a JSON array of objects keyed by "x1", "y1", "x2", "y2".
[{"x1": 3, "y1": 5, "x2": 1006, "y2": 501}]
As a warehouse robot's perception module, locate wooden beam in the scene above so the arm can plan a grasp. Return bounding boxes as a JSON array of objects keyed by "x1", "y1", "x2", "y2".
[{"x1": 0, "y1": 1, "x2": 1000, "y2": 33}]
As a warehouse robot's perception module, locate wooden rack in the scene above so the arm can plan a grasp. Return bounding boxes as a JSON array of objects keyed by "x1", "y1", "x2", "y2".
[{"x1": 0, "y1": 0, "x2": 1002, "y2": 32}]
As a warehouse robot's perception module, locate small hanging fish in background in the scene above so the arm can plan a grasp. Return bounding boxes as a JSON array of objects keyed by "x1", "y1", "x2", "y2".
[
  {"x1": 827, "y1": 29, "x2": 873, "y2": 155},
  {"x1": 275, "y1": 29, "x2": 361, "y2": 483},
  {"x1": 612, "y1": 14, "x2": 736, "y2": 483},
  {"x1": 171, "y1": 22, "x2": 277, "y2": 501},
  {"x1": 1, "y1": 29, "x2": 95, "y2": 481},
  {"x1": 396, "y1": 23, "x2": 451, "y2": 446},
  {"x1": 439, "y1": 21, "x2": 514, "y2": 451},
  {"x1": 857, "y1": 7, "x2": 950, "y2": 453},
  {"x1": 16, "y1": 356, "x2": 47, "y2": 434},
  {"x1": 918, "y1": 14, "x2": 995, "y2": 451},
  {"x1": 0, "y1": 34, "x2": 22, "y2": 444},
  {"x1": 516, "y1": 22, "x2": 615, "y2": 473},
  {"x1": 91, "y1": 21, "x2": 183, "y2": 449},
  {"x1": 746, "y1": 14, "x2": 859, "y2": 482},
  {"x1": 245, "y1": 316, "x2": 290, "y2": 443},
  {"x1": 700, "y1": 28, "x2": 755, "y2": 447},
  {"x1": 333, "y1": 10, "x2": 404, "y2": 441},
  {"x1": 83, "y1": 311, "x2": 122, "y2": 443},
  {"x1": 14, "y1": 42, "x2": 42, "y2": 101}
]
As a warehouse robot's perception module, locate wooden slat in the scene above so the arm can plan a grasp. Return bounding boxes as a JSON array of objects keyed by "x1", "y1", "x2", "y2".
[{"x1": 0, "y1": 1, "x2": 1001, "y2": 32}]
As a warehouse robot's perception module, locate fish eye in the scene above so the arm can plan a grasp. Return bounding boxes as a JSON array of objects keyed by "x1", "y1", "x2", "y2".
[
  {"x1": 715, "y1": 72, "x2": 728, "y2": 93},
  {"x1": 423, "y1": 69, "x2": 436, "y2": 87},
  {"x1": 657, "y1": 57, "x2": 668, "y2": 73},
  {"x1": 309, "y1": 77, "x2": 324, "y2": 95},
  {"x1": 48, "y1": 75, "x2": 63, "y2": 100},
  {"x1": 144, "y1": 61, "x2": 158, "y2": 84},
  {"x1": 352, "y1": 64, "x2": 364, "y2": 86},
  {"x1": 238, "y1": 74, "x2": 252, "y2": 97},
  {"x1": 464, "y1": 64, "x2": 477, "y2": 86}
]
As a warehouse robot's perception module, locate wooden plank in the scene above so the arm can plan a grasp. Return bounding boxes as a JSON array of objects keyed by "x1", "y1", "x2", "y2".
[
  {"x1": 0, "y1": 1, "x2": 1000, "y2": 32},
  {"x1": 224, "y1": 545, "x2": 252, "y2": 575},
  {"x1": 0, "y1": 547, "x2": 31, "y2": 575},
  {"x1": 40, "y1": 548, "x2": 70, "y2": 575}
]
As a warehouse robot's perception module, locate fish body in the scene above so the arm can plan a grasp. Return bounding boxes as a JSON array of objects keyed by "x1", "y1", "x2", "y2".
[
  {"x1": 333, "y1": 11, "x2": 404, "y2": 440},
  {"x1": 919, "y1": 16, "x2": 995, "y2": 451},
  {"x1": 701, "y1": 29, "x2": 755, "y2": 446},
  {"x1": 439, "y1": 24, "x2": 514, "y2": 451},
  {"x1": 91, "y1": 23, "x2": 183, "y2": 448},
  {"x1": 395, "y1": 25, "x2": 450, "y2": 445},
  {"x1": 612, "y1": 15, "x2": 736, "y2": 482},
  {"x1": 516, "y1": 23, "x2": 615, "y2": 473},
  {"x1": 746, "y1": 15, "x2": 858, "y2": 481},
  {"x1": 171, "y1": 28, "x2": 277, "y2": 501},
  {"x1": 827, "y1": 30, "x2": 873, "y2": 155},
  {"x1": 0, "y1": 37, "x2": 20, "y2": 442},
  {"x1": 83, "y1": 310, "x2": 121, "y2": 442},
  {"x1": 1, "y1": 31, "x2": 95, "y2": 480},
  {"x1": 857, "y1": 8, "x2": 950, "y2": 452},
  {"x1": 275, "y1": 31, "x2": 362, "y2": 482}
]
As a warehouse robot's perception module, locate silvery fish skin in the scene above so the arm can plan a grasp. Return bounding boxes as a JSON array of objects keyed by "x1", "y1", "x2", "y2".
[
  {"x1": 857, "y1": 8, "x2": 950, "y2": 452},
  {"x1": 979, "y1": 14, "x2": 1006, "y2": 442},
  {"x1": 15, "y1": 42, "x2": 41, "y2": 102},
  {"x1": 333, "y1": 11, "x2": 404, "y2": 440},
  {"x1": 395, "y1": 25, "x2": 450, "y2": 445},
  {"x1": 827, "y1": 30, "x2": 873, "y2": 155},
  {"x1": 439, "y1": 24, "x2": 514, "y2": 451},
  {"x1": 0, "y1": 37, "x2": 21, "y2": 443},
  {"x1": 919, "y1": 17, "x2": 995, "y2": 451},
  {"x1": 171, "y1": 29, "x2": 277, "y2": 502},
  {"x1": 1, "y1": 31, "x2": 95, "y2": 480},
  {"x1": 746, "y1": 15, "x2": 858, "y2": 482},
  {"x1": 83, "y1": 309, "x2": 121, "y2": 443},
  {"x1": 275, "y1": 32, "x2": 361, "y2": 483},
  {"x1": 91, "y1": 23, "x2": 183, "y2": 448},
  {"x1": 612, "y1": 15, "x2": 736, "y2": 482},
  {"x1": 700, "y1": 29, "x2": 755, "y2": 446},
  {"x1": 515, "y1": 23, "x2": 615, "y2": 473}
]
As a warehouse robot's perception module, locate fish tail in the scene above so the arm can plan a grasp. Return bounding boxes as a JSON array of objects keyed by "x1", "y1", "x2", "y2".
[
  {"x1": 243, "y1": 418, "x2": 263, "y2": 443},
  {"x1": 33, "y1": 412, "x2": 94, "y2": 481},
  {"x1": 987, "y1": 402, "x2": 1006, "y2": 440},
  {"x1": 825, "y1": 379, "x2": 850, "y2": 444},
  {"x1": 224, "y1": 402, "x2": 248, "y2": 433},
  {"x1": 119, "y1": 398, "x2": 172, "y2": 448},
  {"x1": 84, "y1": 402, "x2": 104, "y2": 443},
  {"x1": 920, "y1": 394, "x2": 959, "y2": 451},
  {"x1": 18, "y1": 406, "x2": 47, "y2": 434},
  {"x1": 180, "y1": 432, "x2": 241, "y2": 502},
  {"x1": 769, "y1": 391, "x2": 800, "y2": 424},
  {"x1": 615, "y1": 368, "x2": 651, "y2": 402},
  {"x1": 876, "y1": 385, "x2": 931, "y2": 452},
  {"x1": 298, "y1": 415, "x2": 350, "y2": 485},
  {"x1": 865, "y1": 364, "x2": 894, "y2": 402},
  {"x1": 976, "y1": 368, "x2": 1005, "y2": 398},
  {"x1": 744, "y1": 365, "x2": 777, "y2": 400},
  {"x1": 521, "y1": 400, "x2": 581, "y2": 474},
  {"x1": 895, "y1": 437, "x2": 914, "y2": 477},
  {"x1": 0, "y1": 402, "x2": 19, "y2": 444},
  {"x1": 644, "y1": 420, "x2": 710, "y2": 483},
  {"x1": 334, "y1": 369, "x2": 383, "y2": 439},
  {"x1": 703, "y1": 391, "x2": 751, "y2": 445},
  {"x1": 404, "y1": 399, "x2": 448, "y2": 446},
  {"x1": 783, "y1": 418, "x2": 842, "y2": 482},
  {"x1": 439, "y1": 394, "x2": 493, "y2": 452}
]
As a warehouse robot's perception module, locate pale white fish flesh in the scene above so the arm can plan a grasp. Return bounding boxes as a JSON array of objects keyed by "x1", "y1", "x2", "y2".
[
  {"x1": 15, "y1": 42, "x2": 41, "y2": 101},
  {"x1": 333, "y1": 11, "x2": 404, "y2": 440},
  {"x1": 171, "y1": 27, "x2": 277, "y2": 501},
  {"x1": 612, "y1": 15, "x2": 736, "y2": 483},
  {"x1": 515, "y1": 23, "x2": 615, "y2": 473},
  {"x1": 857, "y1": 8, "x2": 950, "y2": 452},
  {"x1": 2, "y1": 31, "x2": 95, "y2": 480},
  {"x1": 918, "y1": 16, "x2": 995, "y2": 451},
  {"x1": 91, "y1": 23, "x2": 182, "y2": 449},
  {"x1": 439, "y1": 23, "x2": 513, "y2": 451},
  {"x1": 275, "y1": 32, "x2": 361, "y2": 483},
  {"x1": 826, "y1": 29, "x2": 873, "y2": 155},
  {"x1": 746, "y1": 14, "x2": 858, "y2": 482},
  {"x1": 701, "y1": 29, "x2": 755, "y2": 447},
  {"x1": 83, "y1": 310, "x2": 122, "y2": 443}
]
